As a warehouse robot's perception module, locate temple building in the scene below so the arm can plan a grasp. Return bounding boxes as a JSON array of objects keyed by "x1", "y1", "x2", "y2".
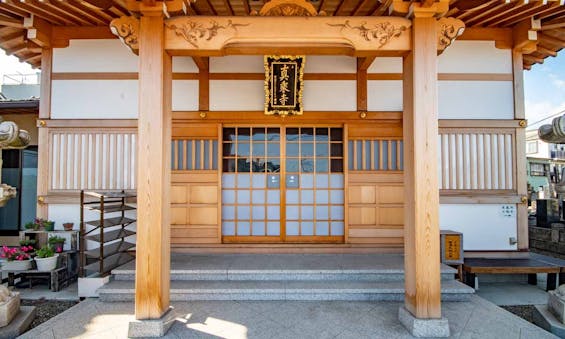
[{"x1": 0, "y1": 0, "x2": 564, "y2": 336}]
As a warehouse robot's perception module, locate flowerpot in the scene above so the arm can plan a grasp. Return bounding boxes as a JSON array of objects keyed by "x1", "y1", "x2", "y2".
[
  {"x1": 2, "y1": 260, "x2": 32, "y2": 271},
  {"x1": 34, "y1": 254, "x2": 58, "y2": 271},
  {"x1": 44, "y1": 223, "x2": 55, "y2": 231},
  {"x1": 63, "y1": 223, "x2": 74, "y2": 231},
  {"x1": 52, "y1": 242, "x2": 65, "y2": 253}
]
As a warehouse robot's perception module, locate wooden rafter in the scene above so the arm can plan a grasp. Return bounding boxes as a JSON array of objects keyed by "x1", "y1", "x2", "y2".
[
  {"x1": 538, "y1": 32, "x2": 565, "y2": 47},
  {"x1": 372, "y1": 0, "x2": 393, "y2": 16},
  {"x1": 487, "y1": 3, "x2": 550, "y2": 27}
]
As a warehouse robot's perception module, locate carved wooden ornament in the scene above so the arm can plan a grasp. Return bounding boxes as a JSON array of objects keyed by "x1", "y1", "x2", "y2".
[
  {"x1": 437, "y1": 17, "x2": 465, "y2": 53},
  {"x1": 110, "y1": 16, "x2": 140, "y2": 52},
  {"x1": 259, "y1": 0, "x2": 318, "y2": 16},
  {"x1": 164, "y1": 17, "x2": 412, "y2": 54}
]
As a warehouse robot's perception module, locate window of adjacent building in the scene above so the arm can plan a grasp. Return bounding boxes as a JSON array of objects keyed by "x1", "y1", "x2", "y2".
[
  {"x1": 527, "y1": 141, "x2": 538, "y2": 154},
  {"x1": 0, "y1": 147, "x2": 38, "y2": 235},
  {"x1": 530, "y1": 162, "x2": 549, "y2": 177}
]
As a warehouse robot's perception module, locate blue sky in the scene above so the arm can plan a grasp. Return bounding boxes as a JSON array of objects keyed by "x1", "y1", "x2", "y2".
[{"x1": 524, "y1": 53, "x2": 565, "y2": 130}]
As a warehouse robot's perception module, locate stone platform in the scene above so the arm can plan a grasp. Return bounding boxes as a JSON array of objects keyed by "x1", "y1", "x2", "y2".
[{"x1": 98, "y1": 254, "x2": 474, "y2": 302}]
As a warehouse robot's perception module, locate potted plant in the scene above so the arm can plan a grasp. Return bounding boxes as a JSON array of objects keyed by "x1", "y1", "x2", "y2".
[
  {"x1": 48, "y1": 236, "x2": 66, "y2": 253},
  {"x1": 34, "y1": 246, "x2": 58, "y2": 271},
  {"x1": 19, "y1": 239, "x2": 37, "y2": 251},
  {"x1": 24, "y1": 221, "x2": 38, "y2": 231},
  {"x1": 0, "y1": 246, "x2": 32, "y2": 270},
  {"x1": 43, "y1": 220, "x2": 55, "y2": 231},
  {"x1": 24, "y1": 218, "x2": 55, "y2": 231},
  {"x1": 63, "y1": 222, "x2": 74, "y2": 231}
]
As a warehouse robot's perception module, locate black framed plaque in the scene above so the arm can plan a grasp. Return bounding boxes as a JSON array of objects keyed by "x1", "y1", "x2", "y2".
[{"x1": 264, "y1": 55, "x2": 305, "y2": 116}]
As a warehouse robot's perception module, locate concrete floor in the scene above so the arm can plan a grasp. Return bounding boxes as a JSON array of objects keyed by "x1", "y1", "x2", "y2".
[
  {"x1": 11, "y1": 282, "x2": 79, "y2": 301},
  {"x1": 18, "y1": 296, "x2": 556, "y2": 339}
]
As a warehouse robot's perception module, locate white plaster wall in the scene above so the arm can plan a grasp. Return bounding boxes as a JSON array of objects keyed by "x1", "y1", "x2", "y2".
[
  {"x1": 438, "y1": 41, "x2": 512, "y2": 74},
  {"x1": 440, "y1": 204, "x2": 518, "y2": 251},
  {"x1": 211, "y1": 56, "x2": 263, "y2": 73},
  {"x1": 210, "y1": 80, "x2": 264, "y2": 110},
  {"x1": 53, "y1": 39, "x2": 138, "y2": 72},
  {"x1": 438, "y1": 81, "x2": 514, "y2": 119},
  {"x1": 172, "y1": 80, "x2": 199, "y2": 111},
  {"x1": 367, "y1": 57, "x2": 403, "y2": 73},
  {"x1": 51, "y1": 80, "x2": 138, "y2": 119},
  {"x1": 173, "y1": 57, "x2": 198, "y2": 72},
  {"x1": 303, "y1": 81, "x2": 356, "y2": 111},
  {"x1": 304, "y1": 56, "x2": 356, "y2": 73},
  {"x1": 367, "y1": 80, "x2": 403, "y2": 111}
]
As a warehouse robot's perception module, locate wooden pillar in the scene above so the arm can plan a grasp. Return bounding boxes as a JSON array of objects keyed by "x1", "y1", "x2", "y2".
[
  {"x1": 135, "y1": 11, "x2": 172, "y2": 320},
  {"x1": 402, "y1": 16, "x2": 442, "y2": 319},
  {"x1": 512, "y1": 50, "x2": 528, "y2": 251},
  {"x1": 36, "y1": 48, "x2": 52, "y2": 218}
]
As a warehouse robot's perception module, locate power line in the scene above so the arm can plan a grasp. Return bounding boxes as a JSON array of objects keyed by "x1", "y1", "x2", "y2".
[{"x1": 527, "y1": 108, "x2": 565, "y2": 129}]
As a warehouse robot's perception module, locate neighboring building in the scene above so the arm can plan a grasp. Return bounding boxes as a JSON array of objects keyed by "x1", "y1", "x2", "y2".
[
  {"x1": 527, "y1": 129, "x2": 565, "y2": 160},
  {"x1": 0, "y1": 75, "x2": 39, "y2": 242},
  {"x1": 0, "y1": 0, "x2": 563, "y2": 335},
  {"x1": 1, "y1": 73, "x2": 40, "y2": 100}
]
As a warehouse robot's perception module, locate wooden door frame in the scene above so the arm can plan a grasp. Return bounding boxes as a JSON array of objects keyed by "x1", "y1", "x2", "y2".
[{"x1": 219, "y1": 121, "x2": 346, "y2": 244}]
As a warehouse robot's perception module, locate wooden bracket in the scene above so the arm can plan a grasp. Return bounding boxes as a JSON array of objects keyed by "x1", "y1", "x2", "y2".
[
  {"x1": 24, "y1": 15, "x2": 52, "y2": 48},
  {"x1": 513, "y1": 17, "x2": 540, "y2": 54}
]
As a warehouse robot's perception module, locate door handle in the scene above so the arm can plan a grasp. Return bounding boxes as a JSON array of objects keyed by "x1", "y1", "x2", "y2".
[{"x1": 286, "y1": 174, "x2": 299, "y2": 188}]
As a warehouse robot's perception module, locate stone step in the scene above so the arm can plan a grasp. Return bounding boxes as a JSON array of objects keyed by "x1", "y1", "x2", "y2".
[
  {"x1": 98, "y1": 279, "x2": 474, "y2": 302},
  {"x1": 111, "y1": 267, "x2": 458, "y2": 282}
]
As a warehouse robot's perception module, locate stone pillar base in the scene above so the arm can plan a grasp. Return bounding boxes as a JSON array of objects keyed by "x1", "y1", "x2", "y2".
[
  {"x1": 398, "y1": 307, "x2": 450, "y2": 338},
  {"x1": 128, "y1": 307, "x2": 177, "y2": 338}
]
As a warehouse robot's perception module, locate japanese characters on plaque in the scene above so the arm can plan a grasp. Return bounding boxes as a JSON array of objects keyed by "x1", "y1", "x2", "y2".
[
  {"x1": 264, "y1": 55, "x2": 305, "y2": 116},
  {"x1": 444, "y1": 235, "x2": 461, "y2": 261}
]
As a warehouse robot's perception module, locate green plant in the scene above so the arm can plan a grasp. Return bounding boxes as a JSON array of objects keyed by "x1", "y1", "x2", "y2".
[
  {"x1": 24, "y1": 218, "x2": 55, "y2": 231},
  {"x1": 35, "y1": 245, "x2": 55, "y2": 258},
  {"x1": 24, "y1": 221, "x2": 37, "y2": 230},
  {"x1": 19, "y1": 239, "x2": 36, "y2": 247},
  {"x1": 48, "y1": 236, "x2": 66, "y2": 244},
  {"x1": 44, "y1": 221, "x2": 55, "y2": 231}
]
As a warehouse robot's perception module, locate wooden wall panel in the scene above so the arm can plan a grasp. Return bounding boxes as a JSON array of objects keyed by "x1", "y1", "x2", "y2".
[
  {"x1": 171, "y1": 174, "x2": 220, "y2": 245},
  {"x1": 347, "y1": 173, "x2": 403, "y2": 246}
]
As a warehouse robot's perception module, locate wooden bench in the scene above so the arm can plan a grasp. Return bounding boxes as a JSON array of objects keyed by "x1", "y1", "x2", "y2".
[{"x1": 463, "y1": 256, "x2": 564, "y2": 291}]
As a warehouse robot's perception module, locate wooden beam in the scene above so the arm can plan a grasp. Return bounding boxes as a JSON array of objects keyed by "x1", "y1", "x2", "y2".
[
  {"x1": 357, "y1": 58, "x2": 367, "y2": 112},
  {"x1": 403, "y1": 16, "x2": 441, "y2": 320},
  {"x1": 512, "y1": 50, "x2": 528, "y2": 251},
  {"x1": 135, "y1": 12, "x2": 171, "y2": 320},
  {"x1": 513, "y1": 18, "x2": 540, "y2": 54},
  {"x1": 196, "y1": 57, "x2": 210, "y2": 111},
  {"x1": 541, "y1": 17, "x2": 565, "y2": 31},
  {"x1": 537, "y1": 32, "x2": 565, "y2": 47},
  {"x1": 357, "y1": 56, "x2": 376, "y2": 71},
  {"x1": 459, "y1": 27, "x2": 513, "y2": 49},
  {"x1": 536, "y1": 45, "x2": 558, "y2": 57},
  {"x1": 24, "y1": 15, "x2": 52, "y2": 47},
  {"x1": 36, "y1": 48, "x2": 52, "y2": 218},
  {"x1": 164, "y1": 16, "x2": 412, "y2": 55},
  {"x1": 0, "y1": 14, "x2": 22, "y2": 28},
  {"x1": 51, "y1": 26, "x2": 115, "y2": 48}
]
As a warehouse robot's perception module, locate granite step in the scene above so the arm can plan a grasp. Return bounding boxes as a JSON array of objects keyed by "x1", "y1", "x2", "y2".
[
  {"x1": 111, "y1": 266, "x2": 458, "y2": 282},
  {"x1": 98, "y1": 279, "x2": 474, "y2": 302}
]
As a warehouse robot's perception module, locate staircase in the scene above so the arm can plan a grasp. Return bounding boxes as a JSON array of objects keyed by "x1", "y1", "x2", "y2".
[{"x1": 98, "y1": 254, "x2": 474, "y2": 302}]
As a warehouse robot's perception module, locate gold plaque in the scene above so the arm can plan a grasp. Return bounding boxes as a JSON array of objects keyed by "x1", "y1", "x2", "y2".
[
  {"x1": 444, "y1": 234, "x2": 461, "y2": 261},
  {"x1": 264, "y1": 55, "x2": 305, "y2": 116}
]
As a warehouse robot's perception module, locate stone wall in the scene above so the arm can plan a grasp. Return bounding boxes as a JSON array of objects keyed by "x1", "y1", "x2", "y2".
[{"x1": 530, "y1": 225, "x2": 565, "y2": 260}]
